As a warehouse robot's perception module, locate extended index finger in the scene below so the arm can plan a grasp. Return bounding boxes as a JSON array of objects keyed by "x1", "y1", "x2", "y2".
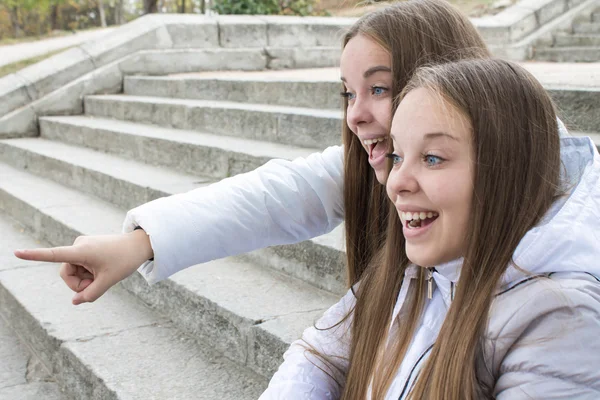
[{"x1": 14, "y1": 246, "x2": 82, "y2": 265}]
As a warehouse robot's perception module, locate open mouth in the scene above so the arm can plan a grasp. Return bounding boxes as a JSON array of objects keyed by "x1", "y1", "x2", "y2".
[
  {"x1": 400, "y1": 211, "x2": 439, "y2": 230},
  {"x1": 363, "y1": 137, "x2": 388, "y2": 162}
]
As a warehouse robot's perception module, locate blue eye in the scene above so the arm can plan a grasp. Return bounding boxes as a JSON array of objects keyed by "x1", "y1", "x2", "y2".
[
  {"x1": 424, "y1": 154, "x2": 443, "y2": 167},
  {"x1": 372, "y1": 86, "x2": 388, "y2": 96},
  {"x1": 386, "y1": 153, "x2": 403, "y2": 165},
  {"x1": 341, "y1": 91, "x2": 356, "y2": 101}
]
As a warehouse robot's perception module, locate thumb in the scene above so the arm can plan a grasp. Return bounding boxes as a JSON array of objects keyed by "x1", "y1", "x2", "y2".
[{"x1": 72, "y1": 275, "x2": 113, "y2": 305}]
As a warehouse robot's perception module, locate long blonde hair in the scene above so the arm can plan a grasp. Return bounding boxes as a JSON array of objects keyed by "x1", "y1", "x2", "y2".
[{"x1": 345, "y1": 59, "x2": 561, "y2": 399}]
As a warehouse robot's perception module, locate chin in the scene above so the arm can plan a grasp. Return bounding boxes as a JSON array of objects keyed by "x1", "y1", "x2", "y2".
[
  {"x1": 406, "y1": 246, "x2": 438, "y2": 268},
  {"x1": 374, "y1": 168, "x2": 387, "y2": 185}
]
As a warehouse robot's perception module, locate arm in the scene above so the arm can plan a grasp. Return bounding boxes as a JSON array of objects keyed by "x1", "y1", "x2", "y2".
[
  {"x1": 123, "y1": 146, "x2": 345, "y2": 284},
  {"x1": 493, "y1": 282, "x2": 600, "y2": 399},
  {"x1": 260, "y1": 288, "x2": 356, "y2": 400}
]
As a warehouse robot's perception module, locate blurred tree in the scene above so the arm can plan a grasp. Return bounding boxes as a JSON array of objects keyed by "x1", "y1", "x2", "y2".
[
  {"x1": 97, "y1": 0, "x2": 107, "y2": 26},
  {"x1": 143, "y1": 0, "x2": 158, "y2": 13}
]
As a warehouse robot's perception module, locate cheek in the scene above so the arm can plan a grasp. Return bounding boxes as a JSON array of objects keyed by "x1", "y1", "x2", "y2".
[
  {"x1": 429, "y1": 176, "x2": 472, "y2": 224},
  {"x1": 375, "y1": 101, "x2": 392, "y2": 128}
]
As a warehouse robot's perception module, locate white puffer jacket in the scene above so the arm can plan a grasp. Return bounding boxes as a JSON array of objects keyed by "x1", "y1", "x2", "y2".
[{"x1": 259, "y1": 136, "x2": 600, "y2": 399}]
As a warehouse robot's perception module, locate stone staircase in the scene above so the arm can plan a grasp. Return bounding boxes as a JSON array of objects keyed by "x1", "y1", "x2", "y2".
[
  {"x1": 0, "y1": 66, "x2": 598, "y2": 399},
  {"x1": 533, "y1": 7, "x2": 600, "y2": 61},
  {"x1": 0, "y1": 69, "x2": 347, "y2": 399}
]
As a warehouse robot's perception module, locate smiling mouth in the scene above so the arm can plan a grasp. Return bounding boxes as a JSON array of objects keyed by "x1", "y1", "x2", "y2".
[
  {"x1": 400, "y1": 211, "x2": 439, "y2": 229},
  {"x1": 363, "y1": 137, "x2": 388, "y2": 161}
]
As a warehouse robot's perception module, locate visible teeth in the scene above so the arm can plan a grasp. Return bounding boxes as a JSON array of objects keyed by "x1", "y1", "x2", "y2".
[
  {"x1": 363, "y1": 137, "x2": 386, "y2": 146},
  {"x1": 401, "y1": 211, "x2": 439, "y2": 222}
]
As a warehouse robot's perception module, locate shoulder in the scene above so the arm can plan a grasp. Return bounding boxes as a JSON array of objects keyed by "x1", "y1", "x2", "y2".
[
  {"x1": 488, "y1": 272, "x2": 600, "y2": 339},
  {"x1": 482, "y1": 273, "x2": 600, "y2": 395}
]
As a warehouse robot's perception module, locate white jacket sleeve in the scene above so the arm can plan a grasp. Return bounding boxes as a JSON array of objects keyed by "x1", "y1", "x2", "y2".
[
  {"x1": 122, "y1": 146, "x2": 345, "y2": 284},
  {"x1": 260, "y1": 288, "x2": 356, "y2": 400},
  {"x1": 493, "y1": 283, "x2": 600, "y2": 399}
]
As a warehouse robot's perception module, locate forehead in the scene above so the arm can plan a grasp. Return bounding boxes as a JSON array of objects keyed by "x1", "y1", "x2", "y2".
[
  {"x1": 392, "y1": 88, "x2": 471, "y2": 143},
  {"x1": 340, "y1": 34, "x2": 390, "y2": 76}
]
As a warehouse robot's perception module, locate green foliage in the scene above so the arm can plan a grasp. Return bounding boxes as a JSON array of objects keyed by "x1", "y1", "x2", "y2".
[
  {"x1": 212, "y1": 0, "x2": 279, "y2": 15},
  {"x1": 213, "y1": 0, "x2": 323, "y2": 16}
]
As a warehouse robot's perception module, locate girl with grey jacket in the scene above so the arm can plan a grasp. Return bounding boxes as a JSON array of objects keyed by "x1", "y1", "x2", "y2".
[{"x1": 261, "y1": 59, "x2": 600, "y2": 399}]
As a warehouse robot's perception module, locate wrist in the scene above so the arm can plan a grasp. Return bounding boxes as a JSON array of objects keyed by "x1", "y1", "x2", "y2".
[{"x1": 132, "y1": 227, "x2": 154, "y2": 262}]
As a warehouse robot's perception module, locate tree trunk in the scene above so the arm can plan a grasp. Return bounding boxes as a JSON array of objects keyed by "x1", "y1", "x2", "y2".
[
  {"x1": 180, "y1": 0, "x2": 186, "y2": 13},
  {"x1": 114, "y1": 0, "x2": 125, "y2": 24},
  {"x1": 50, "y1": 5, "x2": 59, "y2": 31},
  {"x1": 98, "y1": 0, "x2": 107, "y2": 27},
  {"x1": 9, "y1": 6, "x2": 23, "y2": 38},
  {"x1": 143, "y1": 0, "x2": 159, "y2": 13}
]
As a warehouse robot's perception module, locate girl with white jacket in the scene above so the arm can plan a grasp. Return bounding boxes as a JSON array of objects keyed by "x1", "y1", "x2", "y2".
[
  {"x1": 261, "y1": 59, "x2": 600, "y2": 399},
  {"x1": 15, "y1": 0, "x2": 502, "y2": 304}
]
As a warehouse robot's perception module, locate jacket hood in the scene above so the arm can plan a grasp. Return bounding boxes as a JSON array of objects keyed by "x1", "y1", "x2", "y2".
[
  {"x1": 506, "y1": 136, "x2": 600, "y2": 284},
  {"x1": 433, "y1": 136, "x2": 600, "y2": 301}
]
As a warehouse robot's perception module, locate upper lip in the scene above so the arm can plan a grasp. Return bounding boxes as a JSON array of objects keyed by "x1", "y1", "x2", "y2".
[
  {"x1": 359, "y1": 134, "x2": 388, "y2": 142},
  {"x1": 395, "y1": 205, "x2": 437, "y2": 213}
]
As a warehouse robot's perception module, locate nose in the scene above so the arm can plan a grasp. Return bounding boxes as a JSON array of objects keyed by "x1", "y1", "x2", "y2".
[
  {"x1": 386, "y1": 160, "x2": 420, "y2": 201},
  {"x1": 346, "y1": 95, "x2": 373, "y2": 128}
]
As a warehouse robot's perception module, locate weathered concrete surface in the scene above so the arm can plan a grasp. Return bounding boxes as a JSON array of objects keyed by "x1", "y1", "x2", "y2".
[
  {"x1": 0, "y1": 263, "x2": 267, "y2": 399},
  {"x1": 0, "y1": 314, "x2": 60, "y2": 395},
  {"x1": 39, "y1": 116, "x2": 317, "y2": 178},
  {"x1": 218, "y1": 16, "x2": 268, "y2": 48},
  {"x1": 0, "y1": 135, "x2": 346, "y2": 293},
  {"x1": 84, "y1": 94, "x2": 342, "y2": 148},
  {"x1": 261, "y1": 16, "x2": 353, "y2": 47},
  {"x1": 0, "y1": 28, "x2": 115, "y2": 68},
  {"x1": 533, "y1": 46, "x2": 600, "y2": 61},
  {"x1": 0, "y1": 138, "x2": 209, "y2": 211},
  {"x1": 118, "y1": 48, "x2": 268, "y2": 75},
  {"x1": 0, "y1": 162, "x2": 340, "y2": 381},
  {"x1": 121, "y1": 256, "x2": 338, "y2": 377},
  {"x1": 489, "y1": 0, "x2": 600, "y2": 59},
  {"x1": 0, "y1": 14, "x2": 346, "y2": 121},
  {"x1": 548, "y1": 87, "x2": 600, "y2": 132},
  {"x1": 0, "y1": 214, "x2": 45, "y2": 271},
  {"x1": 553, "y1": 32, "x2": 600, "y2": 46},
  {"x1": 124, "y1": 73, "x2": 341, "y2": 109},
  {"x1": 0, "y1": 163, "x2": 124, "y2": 244},
  {"x1": 266, "y1": 46, "x2": 341, "y2": 69}
]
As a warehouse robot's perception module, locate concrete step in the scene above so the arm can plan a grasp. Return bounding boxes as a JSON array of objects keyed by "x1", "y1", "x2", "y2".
[
  {"x1": 39, "y1": 116, "x2": 318, "y2": 180},
  {"x1": 532, "y1": 46, "x2": 600, "y2": 61},
  {"x1": 573, "y1": 21, "x2": 600, "y2": 33},
  {"x1": 0, "y1": 137, "x2": 346, "y2": 293},
  {"x1": 0, "y1": 276, "x2": 66, "y2": 400},
  {"x1": 0, "y1": 163, "x2": 340, "y2": 383},
  {"x1": 547, "y1": 87, "x2": 600, "y2": 133},
  {"x1": 553, "y1": 32, "x2": 600, "y2": 46},
  {"x1": 0, "y1": 137, "x2": 210, "y2": 212},
  {"x1": 0, "y1": 214, "x2": 267, "y2": 399},
  {"x1": 124, "y1": 70, "x2": 342, "y2": 110},
  {"x1": 84, "y1": 94, "x2": 343, "y2": 149}
]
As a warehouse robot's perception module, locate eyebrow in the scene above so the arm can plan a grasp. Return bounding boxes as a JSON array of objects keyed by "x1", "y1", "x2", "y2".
[
  {"x1": 340, "y1": 65, "x2": 392, "y2": 82},
  {"x1": 423, "y1": 132, "x2": 459, "y2": 142},
  {"x1": 389, "y1": 131, "x2": 460, "y2": 145}
]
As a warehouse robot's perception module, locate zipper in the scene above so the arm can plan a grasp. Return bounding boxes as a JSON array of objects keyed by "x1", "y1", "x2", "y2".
[{"x1": 426, "y1": 267, "x2": 435, "y2": 299}]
